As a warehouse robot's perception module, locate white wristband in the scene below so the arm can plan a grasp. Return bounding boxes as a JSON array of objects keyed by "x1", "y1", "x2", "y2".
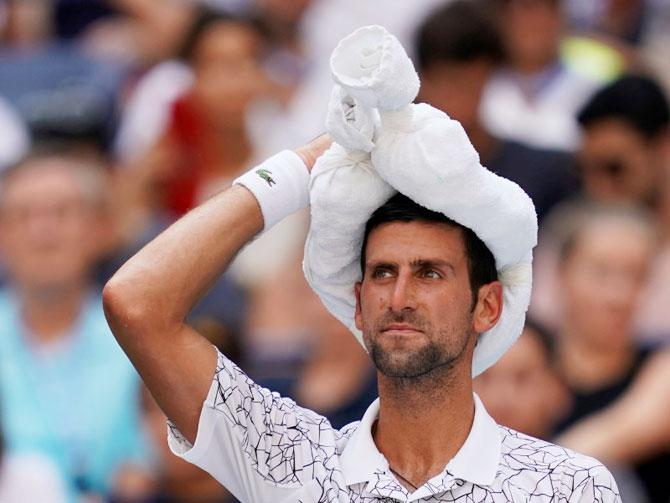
[{"x1": 233, "y1": 150, "x2": 310, "y2": 231}]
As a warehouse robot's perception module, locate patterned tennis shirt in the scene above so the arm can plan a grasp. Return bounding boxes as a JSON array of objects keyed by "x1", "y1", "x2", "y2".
[{"x1": 168, "y1": 349, "x2": 621, "y2": 502}]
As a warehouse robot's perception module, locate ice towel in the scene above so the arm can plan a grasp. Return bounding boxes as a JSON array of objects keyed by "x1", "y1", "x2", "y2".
[{"x1": 303, "y1": 25, "x2": 538, "y2": 376}]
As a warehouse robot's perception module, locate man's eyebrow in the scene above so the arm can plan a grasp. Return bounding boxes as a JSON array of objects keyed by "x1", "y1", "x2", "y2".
[{"x1": 365, "y1": 260, "x2": 397, "y2": 269}]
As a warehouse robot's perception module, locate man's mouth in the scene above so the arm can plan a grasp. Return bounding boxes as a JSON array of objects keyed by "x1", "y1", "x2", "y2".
[{"x1": 381, "y1": 323, "x2": 423, "y2": 334}]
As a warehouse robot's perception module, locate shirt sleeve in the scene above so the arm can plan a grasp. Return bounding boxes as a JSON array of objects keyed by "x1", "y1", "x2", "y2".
[{"x1": 166, "y1": 348, "x2": 338, "y2": 502}]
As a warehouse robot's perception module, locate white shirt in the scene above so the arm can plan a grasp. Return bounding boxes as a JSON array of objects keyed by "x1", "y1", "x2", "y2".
[{"x1": 168, "y1": 349, "x2": 621, "y2": 502}]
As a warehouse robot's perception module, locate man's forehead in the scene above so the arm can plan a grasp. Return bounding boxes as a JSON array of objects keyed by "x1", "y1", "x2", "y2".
[{"x1": 365, "y1": 220, "x2": 467, "y2": 260}]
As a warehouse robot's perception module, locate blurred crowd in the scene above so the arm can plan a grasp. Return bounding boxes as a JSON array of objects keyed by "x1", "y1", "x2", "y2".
[{"x1": 0, "y1": 0, "x2": 669, "y2": 502}]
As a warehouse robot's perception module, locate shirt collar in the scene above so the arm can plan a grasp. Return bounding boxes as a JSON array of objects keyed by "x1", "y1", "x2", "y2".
[{"x1": 340, "y1": 393, "x2": 501, "y2": 489}]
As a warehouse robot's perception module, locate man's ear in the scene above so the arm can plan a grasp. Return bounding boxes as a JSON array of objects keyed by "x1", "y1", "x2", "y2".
[
  {"x1": 473, "y1": 281, "x2": 503, "y2": 334},
  {"x1": 354, "y1": 281, "x2": 363, "y2": 331}
]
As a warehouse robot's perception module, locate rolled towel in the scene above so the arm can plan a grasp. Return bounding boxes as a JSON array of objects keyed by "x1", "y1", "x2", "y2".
[
  {"x1": 330, "y1": 25, "x2": 420, "y2": 110},
  {"x1": 304, "y1": 25, "x2": 537, "y2": 376},
  {"x1": 325, "y1": 84, "x2": 379, "y2": 153}
]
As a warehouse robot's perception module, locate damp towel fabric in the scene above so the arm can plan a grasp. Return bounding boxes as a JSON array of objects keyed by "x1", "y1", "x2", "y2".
[{"x1": 303, "y1": 25, "x2": 538, "y2": 376}]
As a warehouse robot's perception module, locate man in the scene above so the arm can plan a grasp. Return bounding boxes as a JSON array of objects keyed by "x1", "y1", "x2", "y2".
[
  {"x1": 104, "y1": 24, "x2": 618, "y2": 502},
  {"x1": 104, "y1": 143, "x2": 620, "y2": 502},
  {"x1": 416, "y1": 0, "x2": 578, "y2": 223},
  {"x1": 0, "y1": 149, "x2": 151, "y2": 501}
]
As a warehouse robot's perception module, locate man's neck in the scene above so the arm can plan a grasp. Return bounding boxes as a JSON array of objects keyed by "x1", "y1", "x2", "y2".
[
  {"x1": 373, "y1": 362, "x2": 475, "y2": 490},
  {"x1": 20, "y1": 284, "x2": 87, "y2": 343}
]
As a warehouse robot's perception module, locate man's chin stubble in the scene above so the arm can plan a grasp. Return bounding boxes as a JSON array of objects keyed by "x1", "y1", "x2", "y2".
[{"x1": 368, "y1": 332, "x2": 473, "y2": 382}]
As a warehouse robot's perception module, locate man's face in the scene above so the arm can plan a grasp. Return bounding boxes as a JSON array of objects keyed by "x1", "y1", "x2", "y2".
[
  {"x1": 579, "y1": 119, "x2": 664, "y2": 205},
  {"x1": 354, "y1": 221, "x2": 477, "y2": 378},
  {"x1": 0, "y1": 161, "x2": 104, "y2": 294}
]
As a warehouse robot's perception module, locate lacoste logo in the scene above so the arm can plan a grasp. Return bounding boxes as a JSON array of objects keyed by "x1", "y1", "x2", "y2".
[{"x1": 255, "y1": 168, "x2": 276, "y2": 187}]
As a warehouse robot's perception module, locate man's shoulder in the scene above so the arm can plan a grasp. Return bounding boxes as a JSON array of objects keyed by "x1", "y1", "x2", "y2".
[
  {"x1": 499, "y1": 424, "x2": 607, "y2": 470},
  {"x1": 497, "y1": 426, "x2": 620, "y2": 499}
]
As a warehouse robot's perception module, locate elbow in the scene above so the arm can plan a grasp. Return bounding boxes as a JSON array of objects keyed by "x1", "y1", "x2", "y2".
[{"x1": 103, "y1": 276, "x2": 149, "y2": 341}]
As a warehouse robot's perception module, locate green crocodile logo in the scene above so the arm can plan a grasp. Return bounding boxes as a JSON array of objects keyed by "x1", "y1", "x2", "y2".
[{"x1": 255, "y1": 168, "x2": 276, "y2": 187}]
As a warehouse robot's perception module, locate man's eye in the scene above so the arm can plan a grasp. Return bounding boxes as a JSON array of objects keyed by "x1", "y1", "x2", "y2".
[
  {"x1": 422, "y1": 269, "x2": 442, "y2": 279},
  {"x1": 372, "y1": 268, "x2": 393, "y2": 279}
]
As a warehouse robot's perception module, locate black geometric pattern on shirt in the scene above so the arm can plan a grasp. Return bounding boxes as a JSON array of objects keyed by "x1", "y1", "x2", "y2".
[
  {"x1": 210, "y1": 353, "x2": 351, "y2": 500},
  {"x1": 209, "y1": 351, "x2": 621, "y2": 502}
]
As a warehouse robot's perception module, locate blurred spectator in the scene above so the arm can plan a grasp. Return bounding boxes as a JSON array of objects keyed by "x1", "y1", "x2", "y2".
[
  {"x1": 474, "y1": 320, "x2": 570, "y2": 440},
  {"x1": 576, "y1": 74, "x2": 669, "y2": 208},
  {"x1": 0, "y1": 95, "x2": 29, "y2": 170},
  {"x1": 565, "y1": 0, "x2": 646, "y2": 45},
  {"x1": 0, "y1": 0, "x2": 196, "y2": 66},
  {"x1": 114, "y1": 7, "x2": 306, "y2": 292},
  {"x1": 119, "y1": 9, "x2": 277, "y2": 218},
  {"x1": 480, "y1": 0, "x2": 601, "y2": 151},
  {"x1": 416, "y1": 0, "x2": 578, "y2": 223},
  {"x1": 531, "y1": 74, "x2": 670, "y2": 338},
  {"x1": 0, "y1": 413, "x2": 67, "y2": 503},
  {"x1": 0, "y1": 149, "x2": 152, "y2": 501},
  {"x1": 549, "y1": 204, "x2": 670, "y2": 502},
  {"x1": 139, "y1": 387, "x2": 236, "y2": 503},
  {"x1": 255, "y1": 257, "x2": 376, "y2": 430},
  {"x1": 0, "y1": 43, "x2": 127, "y2": 158},
  {"x1": 0, "y1": 0, "x2": 52, "y2": 49},
  {"x1": 252, "y1": 0, "x2": 311, "y2": 88}
]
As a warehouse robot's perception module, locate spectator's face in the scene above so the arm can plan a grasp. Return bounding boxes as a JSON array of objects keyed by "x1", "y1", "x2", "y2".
[
  {"x1": 474, "y1": 328, "x2": 569, "y2": 439},
  {"x1": 0, "y1": 161, "x2": 104, "y2": 294},
  {"x1": 500, "y1": 0, "x2": 562, "y2": 70},
  {"x1": 191, "y1": 22, "x2": 264, "y2": 120},
  {"x1": 256, "y1": 0, "x2": 311, "y2": 26},
  {"x1": 559, "y1": 220, "x2": 654, "y2": 348},
  {"x1": 419, "y1": 59, "x2": 495, "y2": 135},
  {"x1": 579, "y1": 119, "x2": 662, "y2": 205},
  {"x1": 355, "y1": 221, "x2": 497, "y2": 378}
]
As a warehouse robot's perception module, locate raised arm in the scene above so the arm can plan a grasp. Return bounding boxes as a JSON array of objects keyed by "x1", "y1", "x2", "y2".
[{"x1": 103, "y1": 136, "x2": 330, "y2": 443}]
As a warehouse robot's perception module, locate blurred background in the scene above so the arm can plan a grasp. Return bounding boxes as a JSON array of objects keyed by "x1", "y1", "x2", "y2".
[{"x1": 0, "y1": 0, "x2": 668, "y2": 501}]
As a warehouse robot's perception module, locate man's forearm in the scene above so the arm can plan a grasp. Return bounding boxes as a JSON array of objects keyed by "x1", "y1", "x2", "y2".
[
  {"x1": 103, "y1": 141, "x2": 326, "y2": 440},
  {"x1": 105, "y1": 185, "x2": 262, "y2": 332}
]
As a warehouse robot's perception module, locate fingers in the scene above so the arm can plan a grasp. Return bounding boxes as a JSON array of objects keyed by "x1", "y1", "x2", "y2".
[{"x1": 294, "y1": 133, "x2": 333, "y2": 172}]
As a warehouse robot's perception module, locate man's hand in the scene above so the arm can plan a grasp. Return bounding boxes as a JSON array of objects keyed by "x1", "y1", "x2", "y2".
[{"x1": 294, "y1": 134, "x2": 332, "y2": 172}]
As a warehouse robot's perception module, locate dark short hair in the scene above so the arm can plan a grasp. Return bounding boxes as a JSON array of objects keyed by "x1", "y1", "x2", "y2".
[
  {"x1": 177, "y1": 8, "x2": 266, "y2": 63},
  {"x1": 578, "y1": 75, "x2": 670, "y2": 140},
  {"x1": 416, "y1": 0, "x2": 504, "y2": 71},
  {"x1": 360, "y1": 193, "x2": 498, "y2": 306}
]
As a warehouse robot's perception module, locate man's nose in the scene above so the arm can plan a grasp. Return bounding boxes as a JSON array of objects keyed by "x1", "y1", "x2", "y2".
[{"x1": 390, "y1": 273, "x2": 417, "y2": 312}]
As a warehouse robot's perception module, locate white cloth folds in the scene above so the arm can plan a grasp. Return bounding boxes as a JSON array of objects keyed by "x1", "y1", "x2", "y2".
[{"x1": 304, "y1": 25, "x2": 538, "y2": 376}]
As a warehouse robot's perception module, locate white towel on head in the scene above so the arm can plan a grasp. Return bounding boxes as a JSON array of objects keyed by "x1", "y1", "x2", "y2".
[{"x1": 303, "y1": 25, "x2": 538, "y2": 376}]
